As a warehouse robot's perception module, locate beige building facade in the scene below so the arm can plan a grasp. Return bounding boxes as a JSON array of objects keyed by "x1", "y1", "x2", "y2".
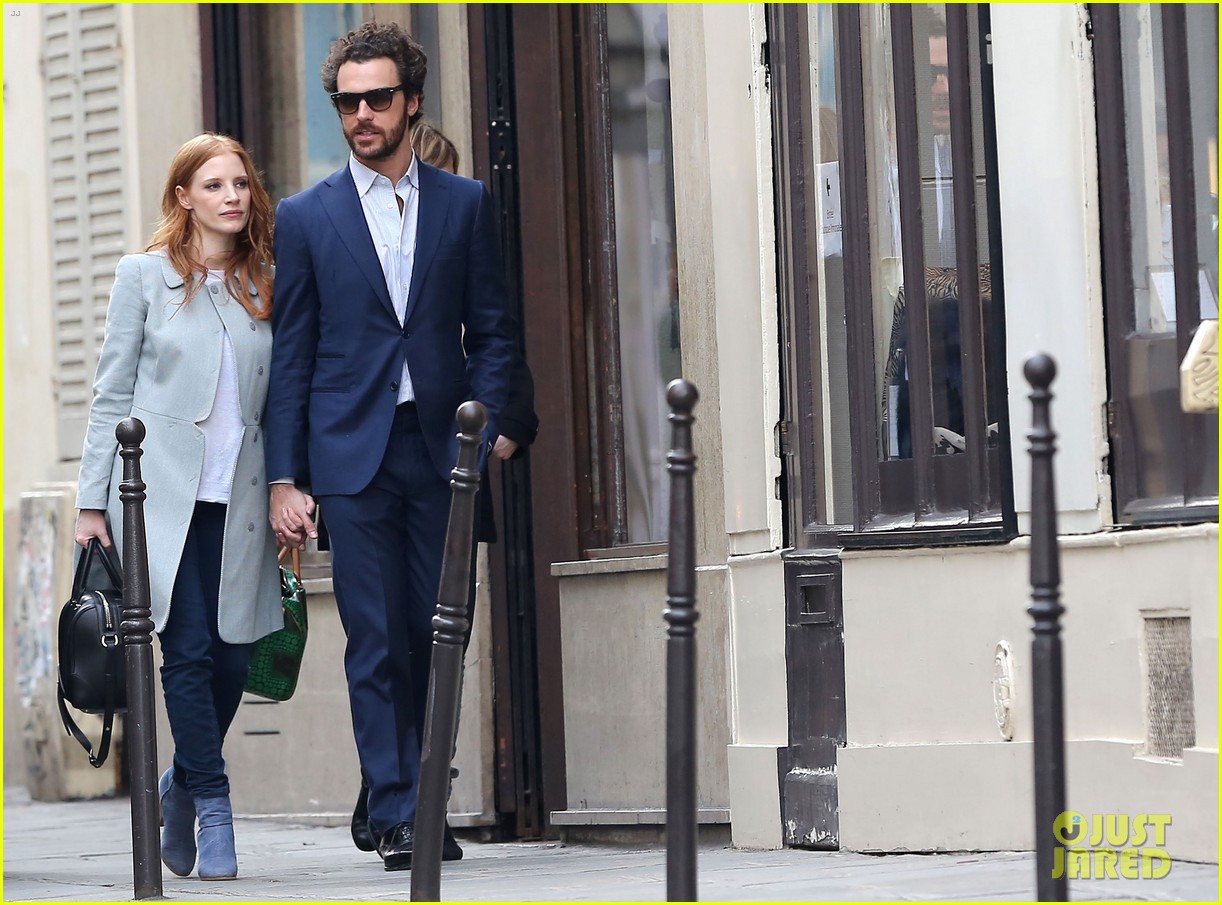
[{"x1": 4, "y1": 2, "x2": 1216, "y2": 864}]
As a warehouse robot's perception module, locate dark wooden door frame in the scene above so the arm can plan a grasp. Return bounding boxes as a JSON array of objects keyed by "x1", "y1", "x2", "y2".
[
  {"x1": 469, "y1": 3, "x2": 580, "y2": 840},
  {"x1": 198, "y1": 4, "x2": 261, "y2": 153}
]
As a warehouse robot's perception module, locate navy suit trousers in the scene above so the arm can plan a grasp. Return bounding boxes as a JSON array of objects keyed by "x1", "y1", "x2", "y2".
[{"x1": 319, "y1": 402, "x2": 455, "y2": 835}]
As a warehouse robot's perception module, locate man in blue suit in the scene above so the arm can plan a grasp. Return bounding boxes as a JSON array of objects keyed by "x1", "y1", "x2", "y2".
[{"x1": 264, "y1": 21, "x2": 514, "y2": 871}]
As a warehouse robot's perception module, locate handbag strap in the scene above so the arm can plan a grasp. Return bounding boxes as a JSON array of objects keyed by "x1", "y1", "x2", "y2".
[
  {"x1": 56, "y1": 665, "x2": 119, "y2": 769},
  {"x1": 277, "y1": 545, "x2": 302, "y2": 580},
  {"x1": 74, "y1": 537, "x2": 123, "y2": 597}
]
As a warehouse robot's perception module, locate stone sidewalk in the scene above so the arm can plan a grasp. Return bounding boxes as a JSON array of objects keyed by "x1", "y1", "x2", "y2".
[{"x1": 2, "y1": 789, "x2": 1217, "y2": 901}]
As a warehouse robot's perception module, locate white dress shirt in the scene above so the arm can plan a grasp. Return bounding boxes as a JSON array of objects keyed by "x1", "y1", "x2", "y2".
[{"x1": 349, "y1": 152, "x2": 420, "y2": 404}]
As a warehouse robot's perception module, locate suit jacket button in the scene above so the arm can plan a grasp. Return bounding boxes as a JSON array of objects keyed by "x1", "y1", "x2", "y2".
[{"x1": 391, "y1": 381, "x2": 399, "y2": 392}]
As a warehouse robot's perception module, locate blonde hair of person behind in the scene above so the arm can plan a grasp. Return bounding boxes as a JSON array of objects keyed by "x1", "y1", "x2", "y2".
[
  {"x1": 411, "y1": 121, "x2": 459, "y2": 174},
  {"x1": 146, "y1": 133, "x2": 274, "y2": 319}
]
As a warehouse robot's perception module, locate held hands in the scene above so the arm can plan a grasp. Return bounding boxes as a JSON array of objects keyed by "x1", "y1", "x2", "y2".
[
  {"x1": 269, "y1": 484, "x2": 318, "y2": 550},
  {"x1": 491, "y1": 435, "x2": 519, "y2": 461},
  {"x1": 75, "y1": 509, "x2": 112, "y2": 549}
]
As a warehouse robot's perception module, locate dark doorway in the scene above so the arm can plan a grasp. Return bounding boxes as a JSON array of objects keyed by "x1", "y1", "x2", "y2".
[{"x1": 468, "y1": 3, "x2": 590, "y2": 840}]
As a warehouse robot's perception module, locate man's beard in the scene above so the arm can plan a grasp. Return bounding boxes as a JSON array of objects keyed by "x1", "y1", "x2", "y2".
[{"x1": 345, "y1": 113, "x2": 408, "y2": 162}]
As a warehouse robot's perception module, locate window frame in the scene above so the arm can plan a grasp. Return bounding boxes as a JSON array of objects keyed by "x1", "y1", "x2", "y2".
[
  {"x1": 1090, "y1": 3, "x2": 1219, "y2": 526},
  {"x1": 772, "y1": 3, "x2": 1015, "y2": 551},
  {"x1": 572, "y1": 4, "x2": 627, "y2": 552},
  {"x1": 571, "y1": 4, "x2": 683, "y2": 556}
]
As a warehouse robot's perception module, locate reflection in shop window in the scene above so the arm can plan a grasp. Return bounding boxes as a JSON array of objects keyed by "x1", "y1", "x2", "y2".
[
  {"x1": 1121, "y1": 6, "x2": 1219, "y2": 333},
  {"x1": 866, "y1": 4, "x2": 997, "y2": 464},
  {"x1": 809, "y1": 4, "x2": 856, "y2": 525},
  {"x1": 1099, "y1": 3, "x2": 1218, "y2": 518},
  {"x1": 607, "y1": 4, "x2": 681, "y2": 543}
]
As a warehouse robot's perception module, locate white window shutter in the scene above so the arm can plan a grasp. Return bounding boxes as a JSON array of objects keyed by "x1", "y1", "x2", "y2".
[{"x1": 43, "y1": 4, "x2": 127, "y2": 461}]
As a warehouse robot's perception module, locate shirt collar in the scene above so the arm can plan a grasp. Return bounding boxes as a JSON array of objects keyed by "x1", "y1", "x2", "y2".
[{"x1": 349, "y1": 150, "x2": 419, "y2": 197}]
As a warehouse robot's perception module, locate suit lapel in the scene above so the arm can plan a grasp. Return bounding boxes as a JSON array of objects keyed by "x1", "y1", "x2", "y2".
[
  {"x1": 319, "y1": 166, "x2": 397, "y2": 322},
  {"x1": 405, "y1": 162, "x2": 450, "y2": 324}
]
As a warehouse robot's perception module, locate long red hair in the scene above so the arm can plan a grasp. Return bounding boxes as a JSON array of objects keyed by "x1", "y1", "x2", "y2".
[{"x1": 146, "y1": 133, "x2": 274, "y2": 319}]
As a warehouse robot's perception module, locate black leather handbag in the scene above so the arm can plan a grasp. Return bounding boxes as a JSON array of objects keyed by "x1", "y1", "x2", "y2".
[{"x1": 56, "y1": 537, "x2": 126, "y2": 768}]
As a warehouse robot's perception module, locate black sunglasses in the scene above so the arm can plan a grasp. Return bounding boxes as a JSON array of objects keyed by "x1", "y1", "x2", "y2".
[{"x1": 330, "y1": 85, "x2": 405, "y2": 115}]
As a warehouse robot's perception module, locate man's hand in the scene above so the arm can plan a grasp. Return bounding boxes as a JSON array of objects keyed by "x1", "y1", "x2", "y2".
[
  {"x1": 75, "y1": 509, "x2": 112, "y2": 548},
  {"x1": 491, "y1": 435, "x2": 519, "y2": 461},
  {"x1": 269, "y1": 484, "x2": 318, "y2": 550}
]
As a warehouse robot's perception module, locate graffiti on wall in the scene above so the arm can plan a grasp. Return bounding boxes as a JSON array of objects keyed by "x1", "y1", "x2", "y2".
[{"x1": 15, "y1": 495, "x2": 58, "y2": 708}]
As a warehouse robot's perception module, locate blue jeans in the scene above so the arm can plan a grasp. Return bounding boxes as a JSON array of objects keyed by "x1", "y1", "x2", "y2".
[{"x1": 157, "y1": 501, "x2": 251, "y2": 800}]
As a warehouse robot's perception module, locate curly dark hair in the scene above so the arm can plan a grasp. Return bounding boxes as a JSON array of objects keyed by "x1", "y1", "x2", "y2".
[{"x1": 321, "y1": 21, "x2": 427, "y2": 125}]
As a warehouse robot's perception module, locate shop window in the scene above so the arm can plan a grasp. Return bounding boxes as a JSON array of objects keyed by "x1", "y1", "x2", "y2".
[
  {"x1": 1092, "y1": 4, "x2": 1218, "y2": 524},
  {"x1": 773, "y1": 3, "x2": 1010, "y2": 546},
  {"x1": 575, "y1": 5, "x2": 682, "y2": 550}
]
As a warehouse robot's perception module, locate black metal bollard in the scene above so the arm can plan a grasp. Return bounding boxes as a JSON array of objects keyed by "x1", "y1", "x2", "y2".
[
  {"x1": 664, "y1": 379, "x2": 699, "y2": 902},
  {"x1": 411, "y1": 401, "x2": 488, "y2": 903},
  {"x1": 1024, "y1": 355, "x2": 1068, "y2": 901},
  {"x1": 116, "y1": 417, "x2": 162, "y2": 899}
]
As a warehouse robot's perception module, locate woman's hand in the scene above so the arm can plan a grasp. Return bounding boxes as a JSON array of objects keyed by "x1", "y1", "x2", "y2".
[
  {"x1": 491, "y1": 435, "x2": 519, "y2": 461},
  {"x1": 269, "y1": 484, "x2": 317, "y2": 550},
  {"x1": 75, "y1": 509, "x2": 112, "y2": 548}
]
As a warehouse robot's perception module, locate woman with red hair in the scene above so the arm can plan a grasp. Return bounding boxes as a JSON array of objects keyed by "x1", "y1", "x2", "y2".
[{"x1": 75, "y1": 133, "x2": 280, "y2": 881}]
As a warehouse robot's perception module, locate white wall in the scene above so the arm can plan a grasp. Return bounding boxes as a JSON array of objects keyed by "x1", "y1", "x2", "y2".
[
  {"x1": 837, "y1": 526, "x2": 1218, "y2": 861},
  {"x1": 123, "y1": 5, "x2": 204, "y2": 246},
  {"x1": 698, "y1": 3, "x2": 783, "y2": 558},
  {"x1": 991, "y1": 4, "x2": 1112, "y2": 535},
  {"x1": 4, "y1": 4, "x2": 57, "y2": 509},
  {"x1": 668, "y1": 2, "x2": 790, "y2": 848}
]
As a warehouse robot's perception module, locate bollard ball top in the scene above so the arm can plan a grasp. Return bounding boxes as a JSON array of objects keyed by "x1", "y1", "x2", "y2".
[
  {"x1": 1023, "y1": 353, "x2": 1057, "y2": 390},
  {"x1": 115, "y1": 416, "x2": 146, "y2": 446},
  {"x1": 666, "y1": 378, "x2": 699, "y2": 413},
  {"x1": 456, "y1": 400, "x2": 488, "y2": 435}
]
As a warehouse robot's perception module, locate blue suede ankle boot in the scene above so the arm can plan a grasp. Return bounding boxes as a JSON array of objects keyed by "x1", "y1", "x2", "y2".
[
  {"x1": 159, "y1": 768, "x2": 196, "y2": 877},
  {"x1": 194, "y1": 795, "x2": 237, "y2": 880}
]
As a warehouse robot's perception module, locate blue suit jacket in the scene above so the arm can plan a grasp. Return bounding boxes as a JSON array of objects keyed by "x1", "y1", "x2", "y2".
[{"x1": 265, "y1": 161, "x2": 514, "y2": 495}]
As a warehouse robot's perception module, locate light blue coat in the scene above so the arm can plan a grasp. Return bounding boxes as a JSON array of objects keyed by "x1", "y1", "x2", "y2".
[{"x1": 76, "y1": 250, "x2": 282, "y2": 644}]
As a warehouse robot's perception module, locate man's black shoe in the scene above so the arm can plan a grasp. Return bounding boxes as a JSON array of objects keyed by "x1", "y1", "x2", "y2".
[
  {"x1": 442, "y1": 822, "x2": 464, "y2": 862},
  {"x1": 351, "y1": 780, "x2": 376, "y2": 852},
  {"x1": 377, "y1": 822, "x2": 414, "y2": 872}
]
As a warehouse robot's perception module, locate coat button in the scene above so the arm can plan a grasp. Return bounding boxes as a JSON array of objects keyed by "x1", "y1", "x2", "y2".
[
  {"x1": 257, "y1": 366, "x2": 264, "y2": 375},
  {"x1": 391, "y1": 381, "x2": 399, "y2": 392}
]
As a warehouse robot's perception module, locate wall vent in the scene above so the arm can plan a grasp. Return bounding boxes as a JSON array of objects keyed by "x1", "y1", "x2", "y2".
[{"x1": 1142, "y1": 615, "x2": 1195, "y2": 759}]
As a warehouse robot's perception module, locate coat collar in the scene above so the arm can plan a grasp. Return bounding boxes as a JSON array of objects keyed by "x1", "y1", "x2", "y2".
[{"x1": 154, "y1": 248, "x2": 260, "y2": 297}]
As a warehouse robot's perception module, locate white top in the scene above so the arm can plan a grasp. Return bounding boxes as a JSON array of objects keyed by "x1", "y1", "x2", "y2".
[
  {"x1": 196, "y1": 270, "x2": 245, "y2": 503},
  {"x1": 349, "y1": 152, "x2": 420, "y2": 404}
]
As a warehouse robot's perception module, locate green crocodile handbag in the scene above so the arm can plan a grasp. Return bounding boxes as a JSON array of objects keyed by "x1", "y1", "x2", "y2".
[{"x1": 245, "y1": 547, "x2": 307, "y2": 702}]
